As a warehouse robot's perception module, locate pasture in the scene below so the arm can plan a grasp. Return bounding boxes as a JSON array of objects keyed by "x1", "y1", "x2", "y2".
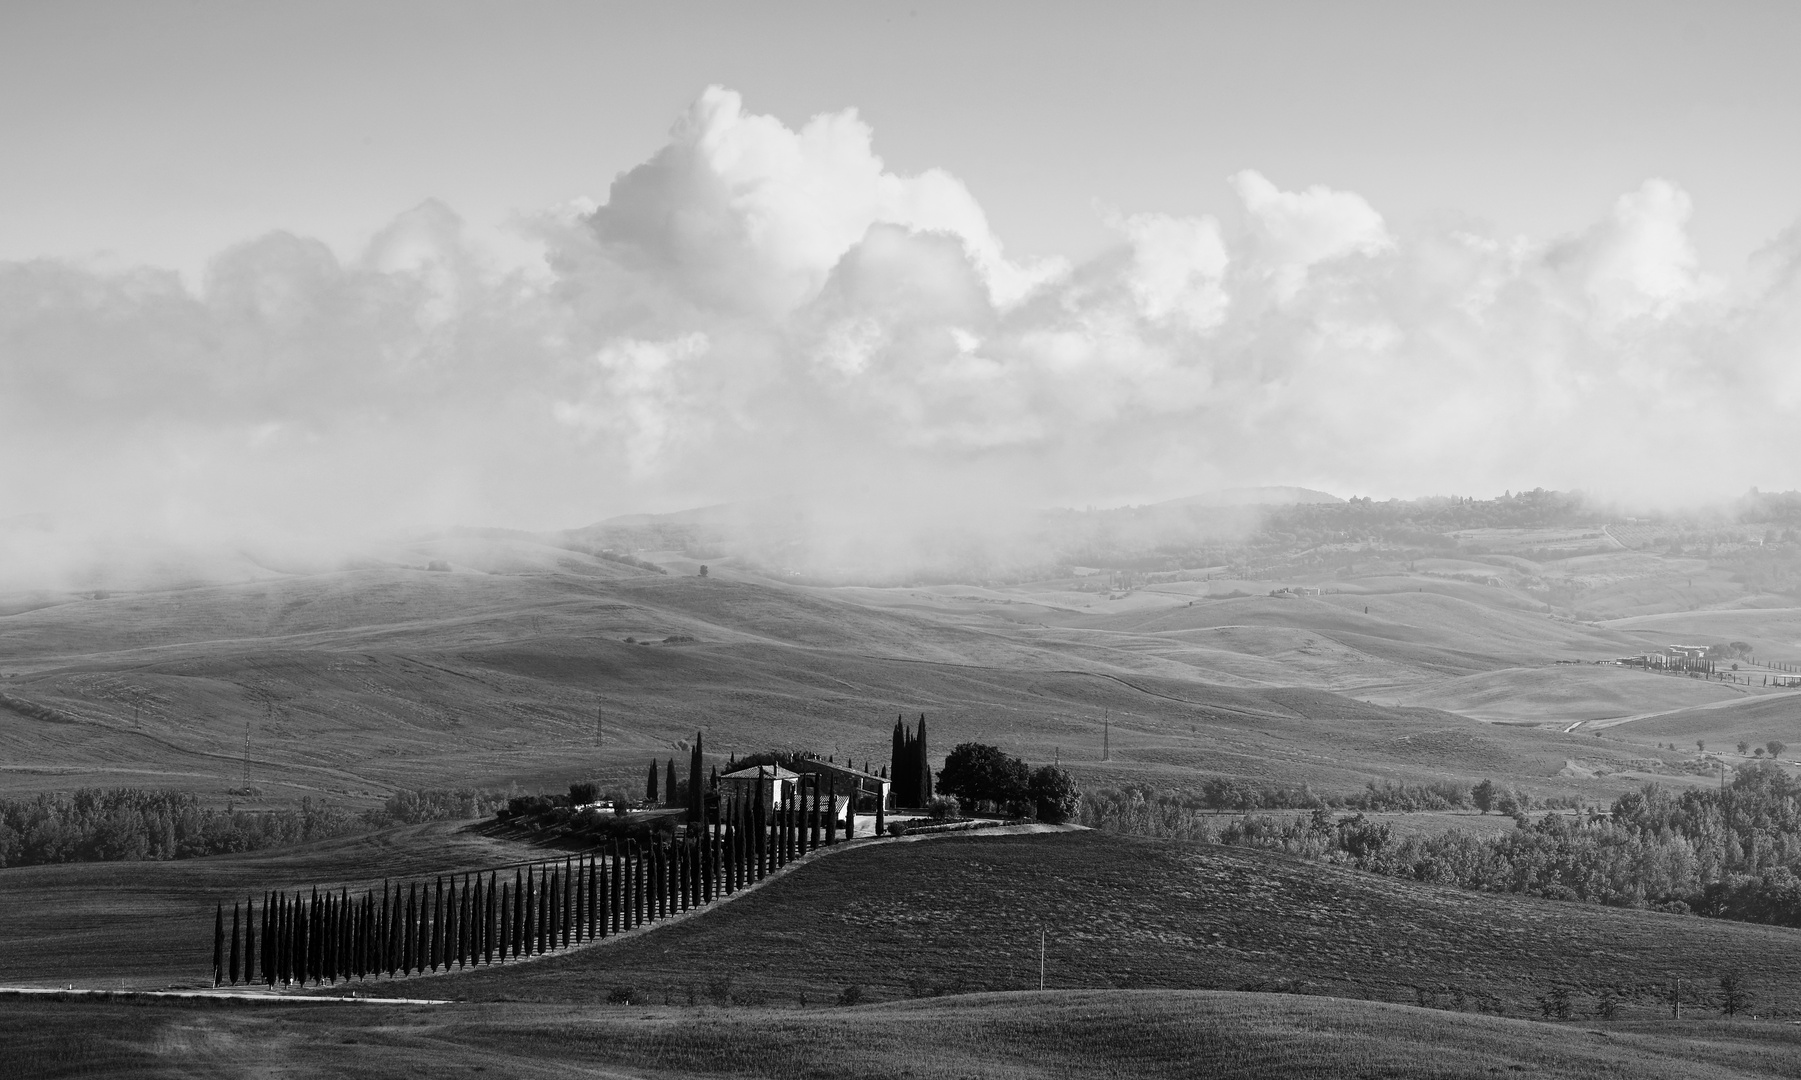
[{"x1": 11, "y1": 986, "x2": 1801, "y2": 1079}]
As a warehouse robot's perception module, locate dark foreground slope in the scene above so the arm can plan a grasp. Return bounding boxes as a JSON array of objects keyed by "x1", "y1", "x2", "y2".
[
  {"x1": 10, "y1": 991, "x2": 1801, "y2": 1080},
  {"x1": 362, "y1": 831, "x2": 1801, "y2": 1021}
]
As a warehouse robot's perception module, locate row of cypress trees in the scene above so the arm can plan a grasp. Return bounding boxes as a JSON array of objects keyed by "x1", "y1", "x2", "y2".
[
  {"x1": 210, "y1": 768, "x2": 860, "y2": 987},
  {"x1": 890, "y1": 714, "x2": 934, "y2": 808}
]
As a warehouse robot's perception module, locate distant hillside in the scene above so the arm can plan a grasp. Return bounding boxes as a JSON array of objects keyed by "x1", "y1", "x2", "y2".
[{"x1": 1159, "y1": 486, "x2": 1344, "y2": 508}]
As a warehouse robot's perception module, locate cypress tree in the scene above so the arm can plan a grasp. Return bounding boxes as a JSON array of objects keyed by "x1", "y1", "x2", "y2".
[
  {"x1": 297, "y1": 889, "x2": 308, "y2": 984},
  {"x1": 212, "y1": 904, "x2": 225, "y2": 987},
  {"x1": 498, "y1": 882, "x2": 511, "y2": 962},
  {"x1": 543, "y1": 868, "x2": 556, "y2": 953},
  {"x1": 563, "y1": 859, "x2": 574, "y2": 947},
  {"x1": 875, "y1": 786, "x2": 885, "y2": 837},
  {"x1": 587, "y1": 854, "x2": 599, "y2": 937},
  {"x1": 609, "y1": 845, "x2": 622, "y2": 934},
  {"x1": 688, "y1": 731, "x2": 704, "y2": 825},
  {"x1": 666, "y1": 758, "x2": 678, "y2": 810},
  {"x1": 722, "y1": 803, "x2": 736, "y2": 894},
  {"x1": 258, "y1": 893, "x2": 271, "y2": 985},
  {"x1": 826, "y1": 777, "x2": 838, "y2": 845},
  {"x1": 486, "y1": 872, "x2": 497, "y2": 964},
  {"x1": 845, "y1": 784, "x2": 856, "y2": 840},
  {"x1": 291, "y1": 891, "x2": 303, "y2": 985},
  {"x1": 323, "y1": 892, "x2": 336, "y2": 984},
  {"x1": 387, "y1": 883, "x2": 402, "y2": 976},
  {"x1": 572, "y1": 857, "x2": 585, "y2": 944},
  {"x1": 228, "y1": 901, "x2": 241, "y2": 986},
  {"x1": 467, "y1": 874, "x2": 479, "y2": 967},
  {"x1": 447, "y1": 875, "x2": 461, "y2": 969},
  {"x1": 511, "y1": 869, "x2": 524, "y2": 956},
  {"x1": 426, "y1": 878, "x2": 441, "y2": 972},
  {"x1": 547, "y1": 864, "x2": 559, "y2": 950},
  {"x1": 891, "y1": 716, "x2": 908, "y2": 805},
  {"x1": 273, "y1": 894, "x2": 285, "y2": 985},
  {"x1": 917, "y1": 714, "x2": 933, "y2": 802},
  {"x1": 522, "y1": 866, "x2": 536, "y2": 955},
  {"x1": 403, "y1": 883, "x2": 417, "y2": 975},
  {"x1": 243, "y1": 896, "x2": 257, "y2": 986},
  {"x1": 647, "y1": 759, "x2": 659, "y2": 804},
  {"x1": 544, "y1": 866, "x2": 556, "y2": 952},
  {"x1": 810, "y1": 777, "x2": 822, "y2": 851},
  {"x1": 309, "y1": 887, "x2": 322, "y2": 984}
]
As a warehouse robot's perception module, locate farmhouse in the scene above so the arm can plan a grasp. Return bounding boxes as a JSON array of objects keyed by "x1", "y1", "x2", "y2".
[
  {"x1": 718, "y1": 763, "x2": 801, "y2": 805},
  {"x1": 789, "y1": 758, "x2": 892, "y2": 813}
]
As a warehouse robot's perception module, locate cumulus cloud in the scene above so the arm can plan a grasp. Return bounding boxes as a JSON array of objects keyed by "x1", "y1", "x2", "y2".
[{"x1": 3, "y1": 86, "x2": 1800, "y2": 586}]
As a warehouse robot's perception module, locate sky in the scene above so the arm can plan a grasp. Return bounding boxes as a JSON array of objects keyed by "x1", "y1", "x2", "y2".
[{"x1": 4, "y1": 1, "x2": 1801, "y2": 578}]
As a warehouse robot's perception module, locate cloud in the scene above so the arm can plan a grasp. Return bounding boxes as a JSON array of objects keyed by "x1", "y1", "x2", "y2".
[{"x1": 4, "y1": 86, "x2": 1801, "y2": 586}]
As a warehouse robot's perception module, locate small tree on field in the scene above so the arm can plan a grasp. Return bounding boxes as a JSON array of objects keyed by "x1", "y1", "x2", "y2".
[
  {"x1": 1720, "y1": 972, "x2": 1750, "y2": 1017},
  {"x1": 1471, "y1": 779, "x2": 1496, "y2": 814},
  {"x1": 1769, "y1": 741, "x2": 1787, "y2": 760},
  {"x1": 1697, "y1": 740, "x2": 1706, "y2": 753},
  {"x1": 1028, "y1": 765, "x2": 1081, "y2": 824},
  {"x1": 938, "y1": 743, "x2": 1030, "y2": 813},
  {"x1": 1738, "y1": 741, "x2": 1751, "y2": 756}
]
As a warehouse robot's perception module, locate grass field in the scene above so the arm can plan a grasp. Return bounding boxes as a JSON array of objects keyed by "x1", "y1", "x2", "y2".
[
  {"x1": 312, "y1": 830, "x2": 1801, "y2": 1021},
  {"x1": 1, "y1": 544, "x2": 1718, "y2": 810},
  {"x1": 11, "y1": 987, "x2": 1801, "y2": 1079},
  {"x1": 0, "y1": 822, "x2": 523, "y2": 990}
]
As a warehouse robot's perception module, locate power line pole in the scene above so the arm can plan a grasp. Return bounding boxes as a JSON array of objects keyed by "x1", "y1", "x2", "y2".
[
  {"x1": 1039, "y1": 927, "x2": 1046, "y2": 991},
  {"x1": 1102, "y1": 710, "x2": 1110, "y2": 761}
]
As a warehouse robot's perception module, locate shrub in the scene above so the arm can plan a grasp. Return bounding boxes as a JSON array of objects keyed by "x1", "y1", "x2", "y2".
[
  {"x1": 885, "y1": 822, "x2": 908, "y2": 836},
  {"x1": 926, "y1": 796, "x2": 962, "y2": 821},
  {"x1": 1028, "y1": 765, "x2": 1081, "y2": 824},
  {"x1": 568, "y1": 781, "x2": 600, "y2": 806},
  {"x1": 606, "y1": 986, "x2": 644, "y2": 1005},
  {"x1": 836, "y1": 983, "x2": 864, "y2": 1007}
]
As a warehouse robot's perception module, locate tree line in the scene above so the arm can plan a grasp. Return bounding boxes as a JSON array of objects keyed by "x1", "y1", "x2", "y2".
[
  {"x1": 210, "y1": 766, "x2": 859, "y2": 985},
  {"x1": 0, "y1": 787, "x2": 508, "y2": 868},
  {"x1": 1084, "y1": 764, "x2": 1801, "y2": 932}
]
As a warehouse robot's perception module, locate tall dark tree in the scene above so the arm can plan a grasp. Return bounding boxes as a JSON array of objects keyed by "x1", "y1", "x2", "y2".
[
  {"x1": 272, "y1": 893, "x2": 285, "y2": 985},
  {"x1": 431, "y1": 877, "x2": 445, "y2": 971},
  {"x1": 512, "y1": 869, "x2": 524, "y2": 956},
  {"x1": 917, "y1": 714, "x2": 933, "y2": 803},
  {"x1": 826, "y1": 777, "x2": 838, "y2": 845},
  {"x1": 875, "y1": 787, "x2": 885, "y2": 836},
  {"x1": 228, "y1": 902, "x2": 241, "y2": 985},
  {"x1": 666, "y1": 758, "x2": 678, "y2": 809},
  {"x1": 323, "y1": 891, "x2": 337, "y2": 983},
  {"x1": 647, "y1": 759, "x2": 659, "y2": 804},
  {"x1": 891, "y1": 716, "x2": 907, "y2": 803},
  {"x1": 563, "y1": 859, "x2": 574, "y2": 947},
  {"x1": 498, "y1": 881, "x2": 511, "y2": 962},
  {"x1": 213, "y1": 904, "x2": 225, "y2": 986},
  {"x1": 688, "y1": 732, "x2": 705, "y2": 824},
  {"x1": 486, "y1": 872, "x2": 498, "y2": 964},
  {"x1": 404, "y1": 883, "x2": 418, "y2": 975},
  {"x1": 523, "y1": 866, "x2": 537, "y2": 955},
  {"x1": 244, "y1": 896, "x2": 259, "y2": 985}
]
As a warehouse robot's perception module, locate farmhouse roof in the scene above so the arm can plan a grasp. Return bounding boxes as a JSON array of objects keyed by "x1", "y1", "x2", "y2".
[{"x1": 720, "y1": 765, "x2": 800, "y2": 781}]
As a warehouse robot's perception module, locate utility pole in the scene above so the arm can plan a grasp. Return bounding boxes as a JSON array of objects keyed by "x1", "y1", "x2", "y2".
[
  {"x1": 1102, "y1": 711, "x2": 1110, "y2": 761},
  {"x1": 1039, "y1": 927, "x2": 1046, "y2": 991}
]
